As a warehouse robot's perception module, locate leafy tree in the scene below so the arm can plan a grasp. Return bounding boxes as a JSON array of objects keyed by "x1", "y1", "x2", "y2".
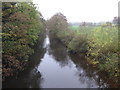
[{"x1": 47, "y1": 13, "x2": 68, "y2": 37}]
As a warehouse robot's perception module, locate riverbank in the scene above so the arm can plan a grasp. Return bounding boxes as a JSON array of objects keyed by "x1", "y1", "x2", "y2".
[
  {"x1": 49, "y1": 34, "x2": 119, "y2": 88},
  {"x1": 69, "y1": 53, "x2": 119, "y2": 88},
  {"x1": 3, "y1": 34, "x2": 46, "y2": 88},
  {"x1": 2, "y1": 2, "x2": 46, "y2": 80},
  {"x1": 3, "y1": 31, "x2": 46, "y2": 81},
  {"x1": 49, "y1": 35, "x2": 119, "y2": 88}
]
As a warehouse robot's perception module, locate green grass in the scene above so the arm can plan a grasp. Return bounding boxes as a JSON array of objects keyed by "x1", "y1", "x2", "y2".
[{"x1": 69, "y1": 25, "x2": 79, "y2": 30}]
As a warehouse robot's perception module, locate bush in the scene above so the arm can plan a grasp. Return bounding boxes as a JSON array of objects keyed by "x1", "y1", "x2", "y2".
[{"x1": 68, "y1": 34, "x2": 88, "y2": 53}]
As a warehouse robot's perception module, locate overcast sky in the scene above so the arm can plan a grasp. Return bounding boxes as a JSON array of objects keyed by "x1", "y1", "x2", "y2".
[{"x1": 33, "y1": 0, "x2": 119, "y2": 23}]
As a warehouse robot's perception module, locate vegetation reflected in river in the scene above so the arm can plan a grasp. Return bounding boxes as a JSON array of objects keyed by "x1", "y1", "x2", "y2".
[
  {"x1": 45, "y1": 35, "x2": 108, "y2": 88},
  {"x1": 3, "y1": 34, "x2": 109, "y2": 88},
  {"x1": 49, "y1": 39, "x2": 69, "y2": 67},
  {"x1": 3, "y1": 37, "x2": 46, "y2": 88},
  {"x1": 69, "y1": 54, "x2": 108, "y2": 88}
]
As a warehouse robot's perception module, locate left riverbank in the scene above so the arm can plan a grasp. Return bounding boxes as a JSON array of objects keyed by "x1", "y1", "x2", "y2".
[{"x1": 2, "y1": 2, "x2": 46, "y2": 80}]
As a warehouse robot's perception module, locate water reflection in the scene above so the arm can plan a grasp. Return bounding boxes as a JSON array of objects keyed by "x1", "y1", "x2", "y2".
[
  {"x1": 3, "y1": 33, "x2": 109, "y2": 88},
  {"x1": 69, "y1": 54, "x2": 109, "y2": 88},
  {"x1": 48, "y1": 37, "x2": 69, "y2": 67},
  {"x1": 3, "y1": 37, "x2": 46, "y2": 88},
  {"x1": 38, "y1": 34, "x2": 108, "y2": 88}
]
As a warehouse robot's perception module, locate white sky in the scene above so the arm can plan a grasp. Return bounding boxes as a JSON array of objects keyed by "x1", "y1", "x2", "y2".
[{"x1": 33, "y1": 0, "x2": 119, "y2": 22}]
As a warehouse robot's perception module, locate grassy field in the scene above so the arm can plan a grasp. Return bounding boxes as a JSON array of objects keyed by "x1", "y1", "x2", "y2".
[{"x1": 69, "y1": 25, "x2": 79, "y2": 30}]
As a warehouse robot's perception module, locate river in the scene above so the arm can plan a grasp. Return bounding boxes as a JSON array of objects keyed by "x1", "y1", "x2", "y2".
[{"x1": 3, "y1": 33, "x2": 109, "y2": 88}]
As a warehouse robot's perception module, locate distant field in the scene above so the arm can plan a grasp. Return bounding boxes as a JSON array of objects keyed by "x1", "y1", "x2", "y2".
[
  {"x1": 69, "y1": 25, "x2": 79, "y2": 30},
  {"x1": 69, "y1": 25, "x2": 97, "y2": 36}
]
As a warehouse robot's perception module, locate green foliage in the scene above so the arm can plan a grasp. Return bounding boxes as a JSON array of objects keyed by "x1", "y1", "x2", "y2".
[
  {"x1": 2, "y1": 2, "x2": 45, "y2": 80},
  {"x1": 68, "y1": 34, "x2": 88, "y2": 53},
  {"x1": 69, "y1": 25, "x2": 119, "y2": 78},
  {"x1": 89, "y1": 26, "x2": 118, "y2": 53},
  {"x1": 99, "y1": 53, "x2": 118, "y2": 72},
  {"x1": 86, "y1": 26, "x2": 119, "y2": 78},
  {"x1": 71, "y1": 25, "x2": 119, "y2": 78}
]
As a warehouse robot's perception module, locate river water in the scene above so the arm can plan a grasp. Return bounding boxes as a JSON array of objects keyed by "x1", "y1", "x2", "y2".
[{"x1": 3, "y1": 34, "x2": 109, "y2": 88}]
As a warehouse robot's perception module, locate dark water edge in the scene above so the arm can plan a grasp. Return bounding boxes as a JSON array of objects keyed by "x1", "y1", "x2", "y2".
[
  {"x1": 49, "y1": 34, "x2": 119, "y2": 88},
  {"x1": 2, "y1": 33, "x2": 46, "y2": 88},
  {"x1": 69, "y1": 53, "x2": 119, "y2": 88},
  {"x1": 2, "y1": 34, "x2": 119, "y2": 88}
]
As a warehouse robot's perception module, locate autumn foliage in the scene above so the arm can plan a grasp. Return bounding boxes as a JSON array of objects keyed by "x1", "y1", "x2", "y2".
[{"x1": 2, "y1": 2, "x2": 45, "y2": 80}]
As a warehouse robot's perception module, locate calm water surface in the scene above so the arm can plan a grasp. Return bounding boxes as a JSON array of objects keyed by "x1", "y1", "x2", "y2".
[{"x1": 3, "y1": 34, "x2": 109, "y2": 88}]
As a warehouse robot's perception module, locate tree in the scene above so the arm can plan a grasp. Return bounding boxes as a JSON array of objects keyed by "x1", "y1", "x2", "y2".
[
  {"x1": 112, "y1": 17, "x2": 118, "y2": 25},
  {"x1": 47, "y1": 12, "x2": 68, "y2": 34}
]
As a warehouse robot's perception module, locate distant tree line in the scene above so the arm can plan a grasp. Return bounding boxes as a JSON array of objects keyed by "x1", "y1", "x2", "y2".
[{"x1": 69, "y1": 16, "x2": 119, "y2": 27}]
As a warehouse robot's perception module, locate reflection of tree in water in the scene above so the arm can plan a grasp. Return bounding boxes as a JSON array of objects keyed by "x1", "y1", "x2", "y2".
[
  {"x1": 21, "y1": 37, "x2": 46, "y2": 88},
  {"x1": 49, "y1": 37, "x2": 69, "y2": 67},
  {"x1": 28, "y1": 39, "x2": 46, "y2": 68},
  {"x1": 3, "y1": 37, "x2": 46, "y2": 88},
  {"x1": 47, "y1": 34, "x2": 108, "y2": 88},
  {"x1": 21, "y1": 36, "x2": 46, "y2": 88},
  {"x1": 24, "y1": 68, "x2": 44, "y2": 88},
  {"x1": 3, "y1": 67, "x2": 44, "y2": 88},
  {"x1": 69, "y1": 54, "x2": 108, "y2": 88}
]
